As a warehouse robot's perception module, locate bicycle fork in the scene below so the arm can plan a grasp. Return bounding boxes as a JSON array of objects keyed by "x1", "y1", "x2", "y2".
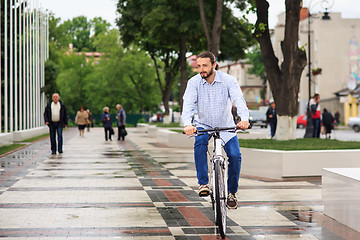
[{"x1": 213, "y1": 138, "x2": 228, "y2": 200}]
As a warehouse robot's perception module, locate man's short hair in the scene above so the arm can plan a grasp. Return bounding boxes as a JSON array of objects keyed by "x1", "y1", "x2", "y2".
[{"x1": 197, "y1": 51, "x2": 216, "y2": 65}]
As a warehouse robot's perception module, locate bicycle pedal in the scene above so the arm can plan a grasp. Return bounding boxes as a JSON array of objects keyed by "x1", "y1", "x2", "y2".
[{"x1": 199, "y1": 191, "x2": 210, "y2": 197}]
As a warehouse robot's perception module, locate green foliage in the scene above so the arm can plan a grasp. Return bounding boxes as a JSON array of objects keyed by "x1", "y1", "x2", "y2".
[
  {"x1": 42, "y1": 60, "x2": 60, "y2": 100},
  {"x1": 53, "y1": 26, "x2": 161, "y2": 115},
  {"x1": 137, "y1": 118, "x2": 146, "y2": 123},
  {"x1": 218, "y1": 5, "x2": 255, "y2": 61},
  {"x1": 56, "y1": 54, "x2": 93, "y2": 113},
  {"x1": 246, "y1": 44, "x2": 265, "y2": 78},
  {"x1": 116, "y1": 0, "x2": 200, "y2": 114},
  {"x1": 48, "y1": 13, "x2": 111, "y2": 52}
]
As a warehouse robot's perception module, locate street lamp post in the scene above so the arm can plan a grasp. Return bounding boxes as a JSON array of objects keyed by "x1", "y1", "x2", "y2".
[{"x1": 304, "y1": 0, "x2": 333, "y2": 138}]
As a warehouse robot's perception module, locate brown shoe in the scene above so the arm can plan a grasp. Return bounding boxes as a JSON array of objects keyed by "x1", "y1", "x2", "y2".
[
  {"x1": 226, "y1": 193, "x2": 238, "y2": 209},
  {"x1": 198, "y1": 184, "x2": 210, "y2": 197}
]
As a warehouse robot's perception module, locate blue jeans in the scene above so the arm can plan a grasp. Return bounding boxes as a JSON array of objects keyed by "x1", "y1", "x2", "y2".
[
  {"x1": 270, "y1": 121, "x2": 277, "y2": 138},
  {"x1": 49, "y1": 122, "x2": 63, "y2": 153},
  {"x1": 194, "y1": 129, "x2": 242, "y2": 194},
  {"x1": 312, "y1": 118, "x2": 321, "y2": 138}
]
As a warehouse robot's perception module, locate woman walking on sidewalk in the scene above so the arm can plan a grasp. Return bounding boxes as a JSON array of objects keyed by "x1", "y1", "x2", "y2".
[
  {"x1": 75, "y1": 106, "x2": 89, "y2": 137},
  {"x1": 102, "y1": 106, "x2": 113, "y2": 141},
  {"x1": 116, "y1": 104, "x2": 127, "y2": 141}
]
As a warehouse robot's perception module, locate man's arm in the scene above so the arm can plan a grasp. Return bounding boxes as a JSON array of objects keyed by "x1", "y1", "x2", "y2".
[
  {"x1": 182, "y1": 79, "x2": 198, "y2": 135},
  {"x1": 44, "y1": 105, "x2": 50, "y2": 125},
  {"x1": 228, "y1": 77, "x2": 249, "y2": 122}
]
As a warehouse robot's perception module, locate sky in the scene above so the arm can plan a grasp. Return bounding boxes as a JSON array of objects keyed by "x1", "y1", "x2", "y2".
[{"x1": 40, "y1": 0, "x2": 360, "y2": 29}]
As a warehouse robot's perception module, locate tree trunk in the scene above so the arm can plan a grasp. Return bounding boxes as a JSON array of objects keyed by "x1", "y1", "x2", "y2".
[
  {"x1": 162, "y1": 70, "x2": 172, "y2": 116},
  {"x1": 254, "y1": 0, "x2": 307, "y2": 140},
  {"x1": 198, "y1": 0, "x2": 223, "y2": 56},
  {"x1": 150, "y1": 53, "x2": 178, "y2": 117},
  {"x1": 179, "y1": 37, "x2": 187, "y2": 113}
]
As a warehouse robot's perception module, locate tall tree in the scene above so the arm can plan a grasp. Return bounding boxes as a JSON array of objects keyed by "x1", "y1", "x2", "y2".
[
  {"x1": 116, "y1": 0, "x2": 201, "y2": 118},
  {"x1": 198, "y1": 0, "x2": 252, "y2": 58},
  {"x1": 253, "y1": 0, "x2": 307, "y2": 140},
  {"x1": 86, "y1": 30, "x2": 161, "y2": 113},
  {"x1": 56, "y1": 54, "x2": 93, "y2": 113},
  {"x1": 198, "y1": 0, "x2": 223, "y2": 56},
  {"x1": 116, "y1": 0, "x2": 253, "y2": 117}
]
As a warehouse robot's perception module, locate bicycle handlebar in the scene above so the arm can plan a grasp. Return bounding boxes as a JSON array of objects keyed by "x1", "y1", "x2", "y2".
[{"x1": 197, "y1": 127, "x2": 237, "y2": 133}]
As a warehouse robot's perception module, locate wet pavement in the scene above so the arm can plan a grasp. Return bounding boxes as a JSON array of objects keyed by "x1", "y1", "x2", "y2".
[{"x1": 0, "y1": 127, "x2": 359, "y2": 239}]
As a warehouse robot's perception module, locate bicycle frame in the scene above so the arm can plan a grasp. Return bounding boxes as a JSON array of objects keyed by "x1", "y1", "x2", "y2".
[
  {"x1": 212, "y1": 131, "x2": 228, "y2": 203},
  {"x1": 196, "y1": 127, "x2": 237, "y2": 238}
]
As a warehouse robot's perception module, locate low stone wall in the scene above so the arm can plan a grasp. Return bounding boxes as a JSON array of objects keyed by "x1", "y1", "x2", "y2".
[
  {"x1": 241, "y1": 148, "x2": 360, "y2": 180},
  {"x1": 1, "y1": 126, "x2": 48, "y2": 146},
  {"x1": 322, "y1": 168, "x2": 360, "y2": 232},
  {"x1": 12, "y1": 126, "x2": 48, "y2": 142}
]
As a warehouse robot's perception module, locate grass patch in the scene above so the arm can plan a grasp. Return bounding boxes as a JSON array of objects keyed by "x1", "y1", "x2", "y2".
[
  {"x1": 0, "y1": 144, "x2": 25, "y2": 155},
  {"x1": 22, "y1": 133, "x2": 49, "y2": 142},
  {"x1": 150, "y1": 122, "x2": 181, "y2": 128},
  {"x1": 1, "y1": 133, "x2": 49, "y2": 156},
  {"x1": 239, "y1": 138, "x2": 360, "y2": 151}
]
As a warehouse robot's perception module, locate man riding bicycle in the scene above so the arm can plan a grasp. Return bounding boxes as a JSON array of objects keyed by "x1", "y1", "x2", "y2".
[{"x1": 182, "y1": 51, "x2": 250, "y2": 209}]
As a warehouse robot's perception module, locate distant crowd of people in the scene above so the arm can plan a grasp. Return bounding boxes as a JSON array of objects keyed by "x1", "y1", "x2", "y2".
[
  {"x1": 43, "y1": 93, "x2": 127, "y2": 155},
  {"x1": 263, "y1": 93, "x2": 339, "y2": 139}
]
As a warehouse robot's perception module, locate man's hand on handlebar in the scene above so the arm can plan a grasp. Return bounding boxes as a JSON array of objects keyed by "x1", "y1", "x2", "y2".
[
  {"x1": 237, "y1": 121, "x2": 251, "y2": 130},
  {"x1": 183, "y1": 125, "x2": 197, "y2": 136}
]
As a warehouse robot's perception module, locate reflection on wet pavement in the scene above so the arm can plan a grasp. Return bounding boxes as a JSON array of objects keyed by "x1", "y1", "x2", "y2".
[{"x1": 0, "y1": 127, "x2": 359, "y2": 239}]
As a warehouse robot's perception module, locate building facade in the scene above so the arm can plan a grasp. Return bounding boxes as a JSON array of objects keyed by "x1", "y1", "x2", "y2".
[
  {"x1": 274, "y1": 9, "x2": 360, "y2": 123},
  {"x1": 218, "y1": 60, "x2": 266, "y2": 109},
  {"x1": 1, "y1": 0, "x2": 49, "y2": 145}
]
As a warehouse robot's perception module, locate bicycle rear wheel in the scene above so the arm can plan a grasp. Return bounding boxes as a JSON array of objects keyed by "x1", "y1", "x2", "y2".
[{"x1": 214, "y1": 159, "x2": 227, "y2": 238}]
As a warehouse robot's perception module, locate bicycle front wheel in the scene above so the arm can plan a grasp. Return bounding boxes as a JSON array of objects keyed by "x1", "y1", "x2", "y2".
[{"x1": 214, "y1": 159, "x2": 227, "y2": 238}]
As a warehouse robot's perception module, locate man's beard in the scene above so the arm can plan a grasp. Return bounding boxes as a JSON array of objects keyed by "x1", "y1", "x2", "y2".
[{"x1": 201, "y1": 68, "x2": 214, "y2": 79}]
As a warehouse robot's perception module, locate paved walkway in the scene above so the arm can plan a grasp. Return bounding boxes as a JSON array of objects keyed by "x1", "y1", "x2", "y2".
[{"x1": 0, "y1": 127, "x2": 359, "y2": 239}]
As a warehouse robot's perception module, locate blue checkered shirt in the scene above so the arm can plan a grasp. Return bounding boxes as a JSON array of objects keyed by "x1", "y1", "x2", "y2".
[{"x1": 182, "y1": 70, "x2": 249, "y2": 144}]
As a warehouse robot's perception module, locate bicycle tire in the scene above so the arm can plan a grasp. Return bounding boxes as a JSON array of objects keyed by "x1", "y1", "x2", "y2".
[{"x1": 214, "y1": 159, "x2": 227, "y2": 238}]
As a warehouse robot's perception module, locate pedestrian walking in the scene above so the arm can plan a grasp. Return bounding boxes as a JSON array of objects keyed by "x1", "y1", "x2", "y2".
[
  {"x1": 322, "y1": 108, "x2": 334, "y2": 139},
  {"x1": 116, "y1": 104, "x2": 127, "y2": 141},
  {"x1": 43, "y1": 93, "x2": 68, "y2": 155},
  {"x1": 75, "y1": 106, "x2": 89, "y2": 137},
  {"x1": 102, "y1": 106, "x2": 113, "y2": 141},
  {"x1": 334, "y1": 111, "x2": 340, "y2": 126},
  {"x1": 309, "y1": 94, "x2": 321, "y2": 138},
  {"x1": 86, "y1": 109, "x2": 93, "y2": 132},
  {"x1": 266, "y1": 101, "x2": 277, "y2": 138}
]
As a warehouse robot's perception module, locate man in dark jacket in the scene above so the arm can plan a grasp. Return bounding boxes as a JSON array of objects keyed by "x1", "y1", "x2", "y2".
[
  {"x1": 43, "y1": 93, "x2": 68, "y2": 154},
  {"x1": 266, "y1": 101, "x2": 277, "y2": 138}
]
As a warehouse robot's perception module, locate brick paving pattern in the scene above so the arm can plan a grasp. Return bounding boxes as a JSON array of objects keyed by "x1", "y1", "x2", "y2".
[{"x1": 0, "y1": 127, "x2": 359, "y2": 239}]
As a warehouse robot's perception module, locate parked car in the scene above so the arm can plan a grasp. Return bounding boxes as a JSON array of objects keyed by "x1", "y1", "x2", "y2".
[
  {"x1": 347, "y1": 116, "x2": 360, "y2": 132},
  {"x1": 249, "y1": 110, "x2": 267, "y2": 128},
  {"x1": 297, "y1": 115, "x2": 307, "y2": 129}
]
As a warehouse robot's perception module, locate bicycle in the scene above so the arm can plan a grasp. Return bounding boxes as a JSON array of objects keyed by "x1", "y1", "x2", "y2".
[{"x1": 193, "y1": 126, "x2": 242, "y2": 239}]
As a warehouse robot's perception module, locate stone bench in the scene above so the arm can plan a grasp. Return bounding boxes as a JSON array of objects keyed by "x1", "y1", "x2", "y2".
[
  {"x1": 0, "y1": 133, "x2": 13, "y2": 146},
  {"x1": 136, "y1": 123, "x2": 150, "y2": 133},
  {"x1": 157, "y1": 128, "x2": 194, "y2": 148},
  {"x1": 322, "y1": 168, "x2": 360, "y2": 232},
  {"x1": 241, "y1": 148, "x2": 360, "y2": 180}
]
